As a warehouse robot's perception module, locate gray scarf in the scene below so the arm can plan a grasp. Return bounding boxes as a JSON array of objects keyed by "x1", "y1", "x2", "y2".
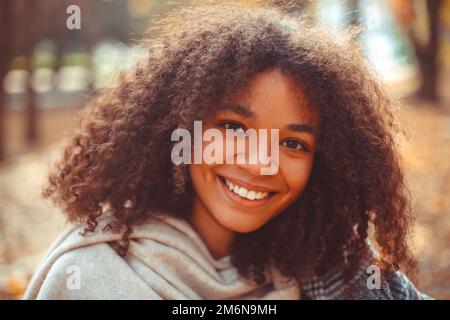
[{"x1": 23, "y1": 212, "x2": 300, "y2": 300}]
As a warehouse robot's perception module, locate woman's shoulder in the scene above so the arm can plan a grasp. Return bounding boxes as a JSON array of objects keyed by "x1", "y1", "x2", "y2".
[
  {"x1": 24, "y1": 241, "x2": 146, "y2": 299},
  {"x1": 23, "y1": 217, "x2": 166, "y2": 300},
  {"x1": 347, "y1": 268, "x2": 431, "y2": 300},
  {"x1": 299, "y1": 254, "x2": 432, "y2": 300},
  {"x1": 383, "y1": 270, "x2": 431, "y2": 300}
]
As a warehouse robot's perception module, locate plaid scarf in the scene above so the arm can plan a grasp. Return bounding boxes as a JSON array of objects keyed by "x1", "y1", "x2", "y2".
[{"x1": 298, "y1": 250, "x2": 431, "y2": 300}]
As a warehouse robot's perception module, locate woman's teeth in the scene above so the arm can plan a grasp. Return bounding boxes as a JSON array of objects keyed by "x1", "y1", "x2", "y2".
[{"x1": 224, "y1": 179, "x2": 269, "y2": 200}]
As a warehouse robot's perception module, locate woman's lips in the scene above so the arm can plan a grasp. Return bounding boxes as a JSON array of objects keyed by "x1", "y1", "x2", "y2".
[
  {"x1": 219, "y1": 175, "x2": 275, "y2": 193},
  {"x1": 216, "y1": 174, "x2": 277, "y2": 208}
]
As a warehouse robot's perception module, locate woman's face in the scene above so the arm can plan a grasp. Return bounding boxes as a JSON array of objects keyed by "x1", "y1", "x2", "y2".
[{"x1": 189, "y1": 68, "x2": 318, "y2": 233}]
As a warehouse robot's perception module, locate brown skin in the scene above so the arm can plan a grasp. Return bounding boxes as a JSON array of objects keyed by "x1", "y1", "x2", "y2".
[{"x1": 188, "y1": 69, "x2": 318, "y2": 259}]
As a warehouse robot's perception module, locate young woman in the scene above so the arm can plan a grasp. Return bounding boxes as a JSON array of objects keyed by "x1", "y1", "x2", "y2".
[{"x1": 24, "y1": 4, "x2": 429, "y2": 299}]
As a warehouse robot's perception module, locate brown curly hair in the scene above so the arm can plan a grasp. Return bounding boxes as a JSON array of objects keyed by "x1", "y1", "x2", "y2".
[{"x1": 43, "y1": 3, "x2": 416, "y2": 287}]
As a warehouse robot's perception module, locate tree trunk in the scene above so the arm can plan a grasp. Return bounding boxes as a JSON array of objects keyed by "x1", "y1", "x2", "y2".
[
  {"x1": 24, "y1": 1, "x2": 38, "y2": 144},
  {"x1": 413, "y1": 0, "x2": 442, "y2": 102},
  {"x1": 25, "y1": 78, "x2": 38, "y2": 143},
  {"x1": 0, "y1": 1, "x2": 13, "y2": 160}
]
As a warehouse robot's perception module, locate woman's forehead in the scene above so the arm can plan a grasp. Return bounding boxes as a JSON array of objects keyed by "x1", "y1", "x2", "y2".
[{"x1": 217, "y1": 69, "x2": 318, "y2": 125}]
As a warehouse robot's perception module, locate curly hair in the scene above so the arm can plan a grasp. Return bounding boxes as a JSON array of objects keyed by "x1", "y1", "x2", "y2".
[{"x1": 43, "y1": 3, "x2": 416, "y2": 287}]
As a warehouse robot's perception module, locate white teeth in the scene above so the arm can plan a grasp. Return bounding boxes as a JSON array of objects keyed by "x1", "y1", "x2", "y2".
[
  {"x1": 224, "y1": 179, "x2": 270, "y2": 201},
  {"x1": 238, "y1": 187, "x2": 248, "y2": 197},
  {"x1": 247, "y1": 191, "x2": 256, "y2": 200}
]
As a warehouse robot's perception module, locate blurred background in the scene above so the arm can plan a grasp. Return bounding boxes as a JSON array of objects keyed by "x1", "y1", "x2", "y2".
[{"x1": 0, "y1": 0, "x2": 449, "y2": 300}]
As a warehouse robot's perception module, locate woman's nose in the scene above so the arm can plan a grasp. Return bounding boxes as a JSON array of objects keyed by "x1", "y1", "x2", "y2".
[{"x1": 228, "y1": 131, "x2": 279, "y2": 176}]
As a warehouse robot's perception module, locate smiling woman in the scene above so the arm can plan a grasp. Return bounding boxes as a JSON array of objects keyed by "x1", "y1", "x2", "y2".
[{"x1": 23, "y1": 3, "x2": 430, "y2": 300}]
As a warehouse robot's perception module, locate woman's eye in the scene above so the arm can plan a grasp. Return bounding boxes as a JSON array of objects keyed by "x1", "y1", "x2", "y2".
[
  {"x1": 281, "y1": 140, "x2": 308, "y2": 152},
  {"x1": 221, "y1": 122, "x2": 246, "y2": 133}
]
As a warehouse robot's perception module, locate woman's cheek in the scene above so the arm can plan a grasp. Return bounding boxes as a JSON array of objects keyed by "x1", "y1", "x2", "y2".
[{"x1": 280, "y1": 154, "x2": 315, "y2": 196}]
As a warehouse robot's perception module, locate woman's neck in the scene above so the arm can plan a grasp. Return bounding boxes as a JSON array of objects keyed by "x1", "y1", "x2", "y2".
[{"x1": 187, "y1": 197, "x2": 235, "y2": 260}]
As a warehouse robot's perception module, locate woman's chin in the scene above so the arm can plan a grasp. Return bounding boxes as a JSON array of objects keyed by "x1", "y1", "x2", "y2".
[{"x1": 209, "y1": 206, "x2": 267, "y2": 233}]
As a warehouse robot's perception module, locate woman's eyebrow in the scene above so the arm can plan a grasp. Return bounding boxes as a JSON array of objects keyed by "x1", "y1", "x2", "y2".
[
  {"x1": 221, "y1": 104, "x2": 317, "y2": 136},
  {"x1": 286, "y1": 123, "x2": 317, "y2": 136},
  {"x1": 221, "y1": 104, "x2": 256, "y2": 118}
]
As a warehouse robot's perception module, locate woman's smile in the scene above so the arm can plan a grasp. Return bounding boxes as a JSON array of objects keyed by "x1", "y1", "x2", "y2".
[{"x1": 216, "y1": 173, "x2": 277, "y2": 209}]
